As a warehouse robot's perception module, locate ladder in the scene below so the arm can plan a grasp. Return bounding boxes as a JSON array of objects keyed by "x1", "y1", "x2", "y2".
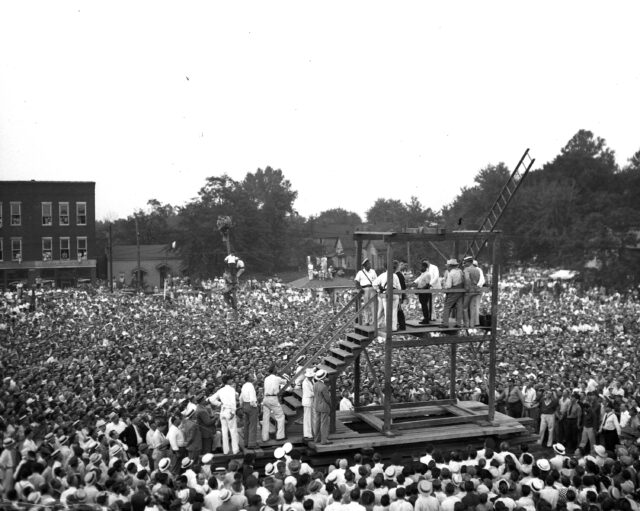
[{"x1": 464, "y1": 148, "x2": 535, "y2": 259}]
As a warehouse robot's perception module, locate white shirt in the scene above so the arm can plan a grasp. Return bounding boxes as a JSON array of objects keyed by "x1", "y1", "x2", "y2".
[
  {"x1": 413, "y1": 270, "x2": 431, "y2": 289},
  {"x1": 428, "y1": 264, "x2": 441, "y2": 289},
  {"x1": 239, "y1": 382, "x2": 258, "y2": 407},
  {"x1": 210, "y1": 385, "x2": 237, "y2": 410},
  {"x1": 354, "y1": 268, "x2": 377, "y2": 288},
  {"x1": 264, "y1": 374, "x2": 284, "y2": 396},
  {"x1": 302, "y1": 378, "x2": 315, "y2": 406},
  {"x1": 166, "y1": 423, "x2": 184, "y2": 451},
  {"x1": 339, "y1": 397, "x2": 354, "y2": 411},
  {"x1": 373, "y1": 271, "x2": 400, "y2": 292}
]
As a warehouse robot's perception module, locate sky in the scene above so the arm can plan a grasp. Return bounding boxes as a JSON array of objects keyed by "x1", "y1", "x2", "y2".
[{"x1": 1, "y1": 1, "x2": 639, "y2": 223}]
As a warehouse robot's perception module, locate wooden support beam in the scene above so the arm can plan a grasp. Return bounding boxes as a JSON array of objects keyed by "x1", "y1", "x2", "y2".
[
  {"x1": 354, "y1": 411, "x2": 386, "y2": 433},
  {"x1": 363, "y1": 349, "x2": 384, "y2": 403},
  {"x1": 383, "y1": 242, "x2": 394, "y2": 434},
  {"x1": 390, "y1": 336, "x2": 488, "y2": 348},
  {"x1": 392, "y1": 413, "x2": 490, "y2": 430},
  {"x1": 354, "y1": 399, "x2": 456, "y2": 412}
]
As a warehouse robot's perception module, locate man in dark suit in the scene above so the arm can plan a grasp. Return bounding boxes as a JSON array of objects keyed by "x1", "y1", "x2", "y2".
[
  {"x1": 313, "y1": 370, "x2": 331, "y2": 445},
  {"x1": 194, "y1": 394, "x2": 217, "y2": 454},
  {"x1": 120, "y1": 416, "x2": 145, "y2": 456}
]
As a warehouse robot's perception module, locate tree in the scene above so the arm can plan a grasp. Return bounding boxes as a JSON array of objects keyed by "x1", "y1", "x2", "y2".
[
  {"x1": 242, "y1": 167, "x2": 298, "y2": 273},
  {"x1": 312, "y1": 208, "x2": 362, "y2": 225},
  {"x1": 365, "y1": 198, "x2": 407, "y2": 226}
]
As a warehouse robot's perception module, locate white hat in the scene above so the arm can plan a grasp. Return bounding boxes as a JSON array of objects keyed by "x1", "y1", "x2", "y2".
[
  {"x1": 274, "y1": 447, "x2": 285, "y2": 459},
  {"x1": 315, "y1": 369, "x2": 327, "y2": 381},
  {"x1": 182, "y1": 408, "x2": 195, "y2": 419},
  {"x1": 530, "y1": 478, "x2": 544, "y2": 492},
  {"x1": 384, "y1": 466, "x2": 395, "y2": 478},
  {"x1": 362, "y1": 258, "x2": 370, "y2": 266},
  {"x1": 158, "y1": 457, "x2": 171, "y2": 472},
  {"x1": 418, "y1": 480, "x2": 432, "y2": 494},
  {"x1": 536, "y1": 458, "x2": 550, "y2": 472},
  {"x1": 201, "y1": 453, "x2": 214, "y2": 464},
  {"x1": 304, "y1": 368, "x2": 315, "y2": 378},
  {"x1": 553, "y1": 443, "x2": 566, "y2": 456},
  {"x1": 84, "y1": 472, "x2": 97, "y2": 485},
  {"x1": 109, "y1": 444, "x2": 122, "y2": 457},
  {"x1": 181, "y1": 457, "x2": 193, "y2": 469},
  {"x1": 283, "y1": 442, "x2": 293, "y2": 454},
  {"x1": 219, "y1": 489, "x2": 231, "y2": 503},
  {"x1": 594, "y1": 445, "x2": 607, "y2": 457},
  {"x1": 265, "y1": 462, "x2": 276, "y2": 476},
  {"x1": 446, "y1": 259, "x2": 459, "y2": 266}
]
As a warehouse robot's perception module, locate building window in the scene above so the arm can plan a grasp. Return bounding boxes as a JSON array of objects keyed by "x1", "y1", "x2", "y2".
[
  {"x1": 42, "y1": 202, "x2": 53, "y2": 226},
  {"x1": 60, "y1": 237, "x2": 70, "y2": 260},
  {"x1": 11, "y1": 238, "x2": 22, "y2": 261},
  {"x1": 42, "y1": 237, "x2": 53, "y2": 261},
  {"x1": 77, "y1": 237, "x2": 87, "y2": 260},
  {"x1": 59, "y1": 202, "x2": 69, "y2": 226},
  {"x1": 0, "y1": 239, "x2": 3, "y2": 261},
  {"x1": 76, "y1": 202, "x2": 87, "y2": 225},
  {"x1": 10, "y1": 202, "x2": 21, "y2": 226}
]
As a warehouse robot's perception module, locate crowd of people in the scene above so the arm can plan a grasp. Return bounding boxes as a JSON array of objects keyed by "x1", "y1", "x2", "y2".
[{"x1": 1, "y1": 264, "x2": 640, "y2": 510}]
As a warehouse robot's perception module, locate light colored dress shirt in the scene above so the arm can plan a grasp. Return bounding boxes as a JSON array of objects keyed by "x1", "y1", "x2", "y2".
[{"x1": 239, "y1": 382, "x2": 258, "y2": 406}]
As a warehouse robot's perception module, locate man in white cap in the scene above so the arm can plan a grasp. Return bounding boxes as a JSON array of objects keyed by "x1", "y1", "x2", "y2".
[
  {"x1": 313, "y1": 369, "x2": 331, "y2": 445},
  {"x1": 441, "y1": 259, "x2": 464, "y2": 327},
  {"x1": 301, "y1": 368, "x2": 316, "y2": 440},
  {"x1": 261, "y1": 364, "x2": 287, "y2": 442},
  {"x1": 354, "y1": 258, "x2": 378, "y2": 326}
]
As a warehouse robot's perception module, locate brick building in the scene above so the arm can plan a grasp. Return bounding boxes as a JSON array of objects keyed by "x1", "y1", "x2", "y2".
[{"x1": 0, "y1": 181, "x2": 97, "y2": 290}]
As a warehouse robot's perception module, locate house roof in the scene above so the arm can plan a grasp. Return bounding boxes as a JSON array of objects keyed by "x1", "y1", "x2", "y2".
[{"x1": 112, "y1": 244, "x2": 181, "y2": 261}]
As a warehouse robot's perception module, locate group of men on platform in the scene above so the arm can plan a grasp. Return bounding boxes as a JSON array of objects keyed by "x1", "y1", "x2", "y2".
[{"x1": 354, "y1": 256, "x2": 485, "y2": 331}]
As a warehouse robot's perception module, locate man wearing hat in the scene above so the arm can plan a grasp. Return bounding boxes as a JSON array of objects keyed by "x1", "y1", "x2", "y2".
[
  {"x1": 195, "y1": 394, "x2": 217, "y2": 455},
  {"x1": 411, "y1": 260, "x2": 432, "y2": 325},
  {"x1": 354, "y1": 258, "x2": 378, "y2": 326},
  {"x1": 301, "y1": 368, "x2": 316, "y2": 440},
  {"x1": 415, "y1": 479, "x2": 438, "y2": 511},
  {"x1": 441, "y1": 259, "x2": 464, "y2": 327},
  {"x1": 0, "y1": 437, "x2": 17, "y2": 495},
  {"x1": 462, "y1": 256, "x2": 481, "y2": 327},
  {"x1": 313, "y1": 369, "x2": 331, "y2": 445},
  {"x1": 181, "y1": 407, "x2": 202, "y2": 461}
]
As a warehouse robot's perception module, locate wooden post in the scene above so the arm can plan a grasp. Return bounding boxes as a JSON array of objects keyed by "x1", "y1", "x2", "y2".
[
  {"x1": 450, "y1": 342, "x2": 457, "y2": 400},
  {"x1": 383, "y1": 240, "x2": 394, "y2": 434},
  {"x1": 354, "y1": 238, "x2": 363, "y2": 408},
  {"x1": 330, "y1": 376, "x2": 337, "y2": 433},
  {"x1": 354, "y1": 354, "x2": 361, "y2": 408},
  {"x1": 489, "y1": 235, "x2": 500, "y2": 422}
]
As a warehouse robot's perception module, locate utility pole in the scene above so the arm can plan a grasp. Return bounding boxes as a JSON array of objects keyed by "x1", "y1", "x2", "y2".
[{"x1": 135, "y1": 214, "x2": 141, "y2": 292}]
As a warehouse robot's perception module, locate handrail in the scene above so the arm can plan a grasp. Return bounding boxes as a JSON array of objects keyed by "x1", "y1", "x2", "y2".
[
  {"x1": 278, "y1": 291, "x2": 361, "y2": 377},
  {"x1": 278, "y1": 293, "x2": 378, "y2": 394}
]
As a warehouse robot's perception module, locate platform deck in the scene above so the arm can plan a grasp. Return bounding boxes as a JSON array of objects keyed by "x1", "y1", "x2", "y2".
[{"x1": 307, "y1": 401, "x2": 528, "y2": 453}]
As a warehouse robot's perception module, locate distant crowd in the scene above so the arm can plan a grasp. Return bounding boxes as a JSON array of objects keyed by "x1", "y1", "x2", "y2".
[{"x1": 1, "y1": 266, "x2": 640, "y2": 510}]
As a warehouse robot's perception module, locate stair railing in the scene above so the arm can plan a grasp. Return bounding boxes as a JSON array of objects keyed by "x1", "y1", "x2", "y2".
[{"x1": 278, "y1": 292, "x2": 378, "y2": 395}]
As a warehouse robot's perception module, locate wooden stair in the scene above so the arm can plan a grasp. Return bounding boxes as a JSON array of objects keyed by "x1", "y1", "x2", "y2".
[{"x1": 280, "y1": 322, "x2": 376, "y2": 417}]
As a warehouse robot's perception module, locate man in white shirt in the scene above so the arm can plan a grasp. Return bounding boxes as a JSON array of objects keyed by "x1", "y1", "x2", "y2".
[
  {"x1": 373, "y1": 262, "x2": 401, "y2": 331},
  {"x1": 354, "y1": 258, "x2": 378, "y2": 326},
  {"x1": 166, "y1": 415, "x2": 186, "y2": 472},
  {"x1": 239, "y1": 373, "x2": 259, "y2": 448},
  {"x1": 428, "y1": 259, "x2": 441, "y2": 321},
  {"x1": 209, "y1": 374, "x2": 239, "y2": 455},
  {"x1": 411, "y1": 260, "x2": 432, "y2": 325},
  {"x1": 301, "y1": 368, "x2": 315, "y2": 440},
  {"x1": 262, "y1": 365, "x2": 287, "y2": 442}
]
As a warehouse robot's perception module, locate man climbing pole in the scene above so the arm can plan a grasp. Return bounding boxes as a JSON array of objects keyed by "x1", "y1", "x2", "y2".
[{"x1": 217, "y1": 215, "x2": 244, "y2": 312}]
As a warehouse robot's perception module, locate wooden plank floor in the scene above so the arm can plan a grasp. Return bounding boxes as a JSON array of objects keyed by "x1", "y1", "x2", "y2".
[{"x1": 309, "y1": 401, "x2": 527, "y2": 453}]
